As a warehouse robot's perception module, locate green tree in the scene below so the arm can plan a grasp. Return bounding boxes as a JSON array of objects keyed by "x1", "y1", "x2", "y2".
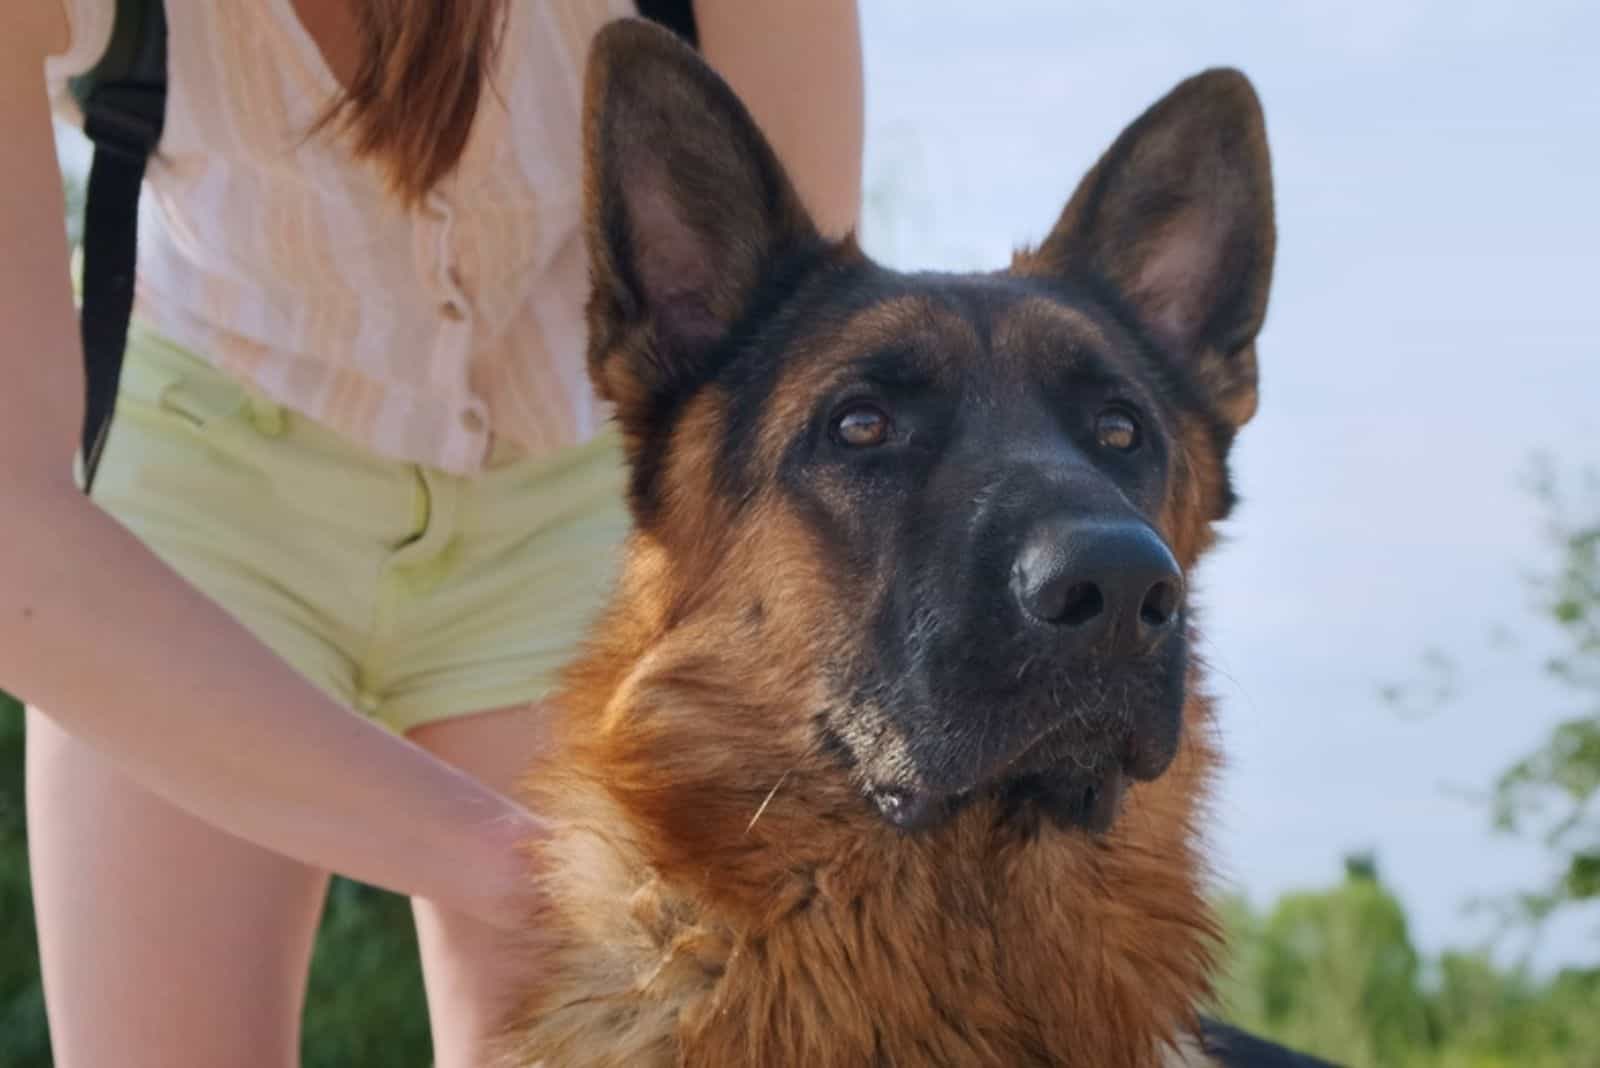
[
  {"x1": 1427, "y1": 950, "x2": 1600, "y2": 1068},
  {"x1": 0, "y1": 695, "x2": 50, "y2": 1068},
  {"x1": 1489, "y1": 462, "x2": 1600, "y2": 937},
  {"x1": 1379, "y1": 461, "x2": 1600, "y2": 950},
  {"x1": 1216, "y1": 857, "x2": 1600, "y2": 1068},
  {"x1": 1218, "y1": 855, "x2": 1431, "y2": 1066}
]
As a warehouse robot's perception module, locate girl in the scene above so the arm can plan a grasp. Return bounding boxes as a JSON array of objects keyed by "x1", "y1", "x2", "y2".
[{"x1": 0, "y1": 2, "x2": 861, "y2": 1064}]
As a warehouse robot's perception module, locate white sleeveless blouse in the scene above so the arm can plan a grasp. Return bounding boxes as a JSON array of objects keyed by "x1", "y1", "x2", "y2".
[{"x1": 49, "y1": 0, "x2": 635, "y2": 473}]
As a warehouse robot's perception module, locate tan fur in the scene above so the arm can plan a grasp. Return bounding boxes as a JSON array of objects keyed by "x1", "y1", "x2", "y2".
[{"x1": 751, "y1": 296, "x2": 969, "y2": 474}]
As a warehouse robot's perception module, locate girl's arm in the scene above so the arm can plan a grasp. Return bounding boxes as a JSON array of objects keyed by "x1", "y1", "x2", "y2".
[{"x1": 0, "y1": 7, "x2": 540, "y2": 931}]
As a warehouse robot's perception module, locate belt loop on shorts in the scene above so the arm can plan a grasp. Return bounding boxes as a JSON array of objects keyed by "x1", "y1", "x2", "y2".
[
  {"x1": 485, "y1": 431, "x2": 529, "y2": 469},
  {"x1": 393, "y1": 465, "x2": 461, "y2": 567},
  {"x1": 245, "y1": 394, "x2": 287, "y2": 438}
]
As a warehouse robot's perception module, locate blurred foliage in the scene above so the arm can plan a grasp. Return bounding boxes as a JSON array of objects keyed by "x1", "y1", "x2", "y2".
[
  {"x1": 62, "y1": 169, "x2": 84, "y2": 250},
  {"x1": 1236, "y1": 466, "x2": 1600, "y2": 1065},
  {"x1": 1215, "y1": 855, "x2": 1600, "y2": 1067},
  {"x1": 1382, "y1": 462, "x2": 1600, "y2": 947},
  {"x1": 0, "y1": 699, "x2": 48, "y2": 1066},
  {"x1": 0, "y1": 694, "x2": 432, "y2": 1067},
  {"x1": 1216, "y1": 854, "x2": 1428, "y2": 1065},
  {"x1": 1489, "y1": 461, "x2": 1600, "y2": 934}
]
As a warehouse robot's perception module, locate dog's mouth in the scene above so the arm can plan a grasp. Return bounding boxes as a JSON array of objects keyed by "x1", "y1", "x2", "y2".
[
  {"x1": 867, "y1": 766, "x2": 1128, "y2": 834},
  {"x1": 863, "y1": 716, "x2": 1169, "y2": 835},
  {"x1": 834, "y1": 645, "x2": 1186, "y2": 836}
]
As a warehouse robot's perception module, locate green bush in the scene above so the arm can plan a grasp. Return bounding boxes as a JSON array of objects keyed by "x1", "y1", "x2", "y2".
[
  {"x1": 0, "y1": 695, "x2": 49, "y2": 1068},
  {"x1": 1215, "y1": 856, "x2": 1600, "y2": 1068},
  {"x1": 0, "y1": 693, "x2": 432, "y2": 1067}
]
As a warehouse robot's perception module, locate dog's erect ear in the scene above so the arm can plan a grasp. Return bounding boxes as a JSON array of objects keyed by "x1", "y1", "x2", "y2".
[
  {"x1": 1016, "y1": 69, "x2": 1275, "y2": 428},
  {"x1": 581, "y1": 19, "x2": 821, "y2": 433}
]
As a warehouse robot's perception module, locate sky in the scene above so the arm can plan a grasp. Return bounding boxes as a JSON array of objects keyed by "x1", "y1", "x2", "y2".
[
  {"x1": 50, "y1": 1, "x2": 1598, "y2": 970},
  {"x1": 850, "y1": 1, "x2": 1599, "y2": 967}
]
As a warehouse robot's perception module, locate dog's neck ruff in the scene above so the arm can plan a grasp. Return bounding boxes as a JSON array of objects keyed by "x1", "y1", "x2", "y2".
[{"x1": 502, "y1": 670, "x2": 1222, "y2": 1068}]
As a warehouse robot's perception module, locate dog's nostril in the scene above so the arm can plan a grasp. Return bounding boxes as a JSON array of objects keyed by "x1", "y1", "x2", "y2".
[
  {"x1": 1056, "y1": 582, "x2": 1104, "y2": 626},
  {"x1": 1139, "y1": 580, "x2": 1178, "y2": 628}
]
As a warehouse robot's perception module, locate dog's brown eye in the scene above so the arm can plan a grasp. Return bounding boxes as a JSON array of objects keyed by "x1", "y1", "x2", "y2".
[
  {"x1": 1095, "y1": 408, "x2": 1140, "y2": 452},
  {"x1": 833, "y1": 404, "x2": 891, "y2": 448}
]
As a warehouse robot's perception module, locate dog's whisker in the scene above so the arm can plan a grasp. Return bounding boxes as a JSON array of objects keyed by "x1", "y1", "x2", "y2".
[{"x1": 745, "y1": 768, "x2": 794, "y2": 835}]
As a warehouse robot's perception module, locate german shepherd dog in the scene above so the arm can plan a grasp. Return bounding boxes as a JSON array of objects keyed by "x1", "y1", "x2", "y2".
[{"x1": 501, "y1": 18, "x2": 1331, "y2": 1068}]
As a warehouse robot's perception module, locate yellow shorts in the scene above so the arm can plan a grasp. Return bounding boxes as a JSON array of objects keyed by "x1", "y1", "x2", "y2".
[{"x1": 85, "y1": 324, "x2": 629, "y2": 734}]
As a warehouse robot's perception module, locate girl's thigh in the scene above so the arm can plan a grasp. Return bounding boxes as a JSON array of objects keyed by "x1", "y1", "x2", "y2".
[
  {"x1": 25, "y1": 708, "x2": 331, "y2": 1068},
  {"x1": 406, "y1": 702, "x2": 551, "y2": 1068}
]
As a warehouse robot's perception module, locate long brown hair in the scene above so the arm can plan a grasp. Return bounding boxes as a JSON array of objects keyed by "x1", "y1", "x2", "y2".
[{"x1": 315, "y1": 0, "x2": 510, "y2": 205}]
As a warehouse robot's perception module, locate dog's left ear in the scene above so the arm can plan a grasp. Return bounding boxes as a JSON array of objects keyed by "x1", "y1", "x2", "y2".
[
  {"x1": 1016, "y1": 69, "x2": 1275, "y2": 428},
  {"x1": 581, "y1": 18, "x2": 822, "y2": 437}
]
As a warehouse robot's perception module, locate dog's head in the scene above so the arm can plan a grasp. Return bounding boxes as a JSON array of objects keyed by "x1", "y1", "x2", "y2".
[{"x1": 580, "y1": 20, "x2": 1274, "y2": 838}]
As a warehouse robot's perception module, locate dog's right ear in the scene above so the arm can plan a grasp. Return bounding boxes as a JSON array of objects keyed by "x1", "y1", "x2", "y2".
[{"x1": 581, "y1": 19, "x2": 822, "y2": 439}]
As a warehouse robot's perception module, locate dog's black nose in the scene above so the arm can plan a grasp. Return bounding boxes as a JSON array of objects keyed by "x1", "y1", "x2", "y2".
[{"x1": 1011, "y1": 518, "x2": 1183, "y2": 652}]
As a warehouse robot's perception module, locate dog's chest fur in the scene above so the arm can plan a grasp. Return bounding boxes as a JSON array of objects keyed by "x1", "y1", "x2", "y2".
[{"x1": 500, "y1": 681, "x2": 1221, "y2": 1068}]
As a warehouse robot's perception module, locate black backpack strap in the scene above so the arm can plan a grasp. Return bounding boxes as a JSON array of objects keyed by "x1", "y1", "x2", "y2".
[
  {"x1": 636, "y1": 0, "x2": 698, "y2": 47},
  {"x1": 67, "y1": 0, "x2": 167, "y2": 494}
]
